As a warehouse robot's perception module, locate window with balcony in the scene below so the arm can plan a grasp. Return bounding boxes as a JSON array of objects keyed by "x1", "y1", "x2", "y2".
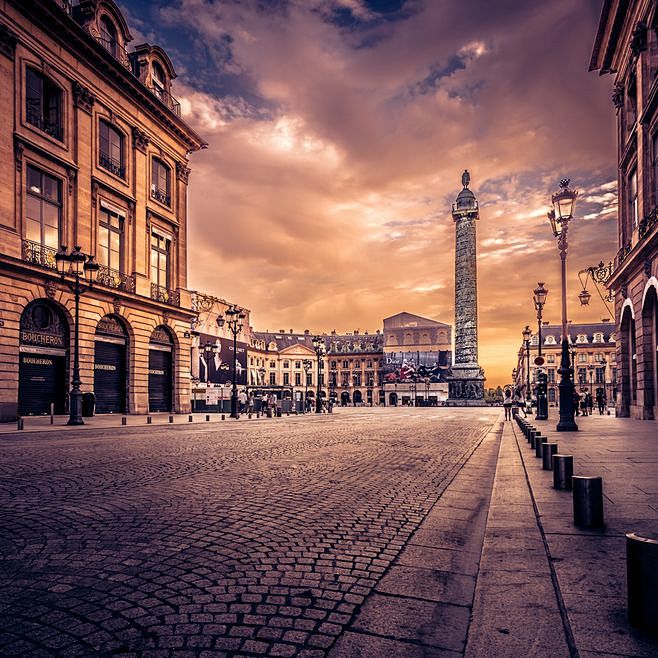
[
  {"x1": 98, "y1": 207, "x2": 123, "y2": 272},
  {"x1": 653, "y1": 132, "x2": 658, "y2": 205},
  {"x1": 24, "y1": 166, "x2": 61, "y2": 265},
  {"x1": 99, "y1": 16, "x2": 119, "y2": 58},
  {"x1": 150, "y1": 231, "x2": 170, "y2": 289},
  {"x1": 152, "y1": 62, "x2": 167, "y2": 102},
  {"x1": 307, "y1": 372, "x2": 313, "y2": 386},
  {"x1": 151, "y1": 158, "x2": 171, "y2": 206},
  {"x1": 341, "y1": 372, "x2": 349, "y2": 386},
  {"x1": 26, "y1": 67, "x2": 63, "y2": 141},
  {"x1": 269, "y1": 372, "x2": 276, "y2": 386},
  {"x1": 353, "y1": 373, "x2": 361, "y2": 386},
  {"x1": 295, "y1": 373, "x2": 301, "y2": 386},
  {"x1": 283, "y1": 372, "x2": 290, "y2": 386},
  {"x1": 629, "y1": 167, "x2": 639, "y2": 231},
  {"x1": 99, "y1": 120, "x2": 124, "y2": 178},
  {"x1": 547, "y1": 368, "x2": 555, "y2": 383},
  {"x1": 578, "y1": 352, "x2": 587, "y2": 363},
  {"x1": 342, "y1": 360, "x2": 348, "y2": 368}
]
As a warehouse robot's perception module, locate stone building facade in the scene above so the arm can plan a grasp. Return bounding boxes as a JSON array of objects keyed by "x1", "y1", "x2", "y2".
[
  {"x1": 514, "y1": 320, "x2": 617, "y2": 407},
  {"x1": 0, "y1": 0, "x2": 205, "y2": 421},
  {"x1": 591, "y1": 1, "x2": 658, "y2": 419}
]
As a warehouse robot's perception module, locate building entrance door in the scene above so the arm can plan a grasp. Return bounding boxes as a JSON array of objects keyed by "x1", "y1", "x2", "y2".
[
  {"x1": 149, "y1": 326, "x2": 174, "y2": 412},
  {"x1": 94, "y1": 315, "x2": 128, "y2": 413}
]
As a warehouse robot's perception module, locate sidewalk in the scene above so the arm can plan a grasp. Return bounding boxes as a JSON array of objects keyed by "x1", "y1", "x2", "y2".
[{"x1": 513, "y1": 409, "x2": 658, "y2": 657}]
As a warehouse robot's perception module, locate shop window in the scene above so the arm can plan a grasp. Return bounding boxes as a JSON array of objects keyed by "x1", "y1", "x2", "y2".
[
  {"x1": 151, "y1": 158, "x2": 171, "y2": 206},
  {"x1": 25, "y1": 165, "x2": 61, "y2": 250},
  {"x1": 99, "y1": 120, "x2": 124, "y2": 178},
  {"x1": 26, "y1": 67, "x2": 63, "y2": 141}
]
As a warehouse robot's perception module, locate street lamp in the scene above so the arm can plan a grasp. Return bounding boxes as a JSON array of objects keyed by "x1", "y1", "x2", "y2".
[
  {"x1": 55, "y1": 245, "x2": 99, "y2": 425},
  {"x1": 533, "y1": 282, "x2": 549, "y2": 420},
  {"x1": 548, "y1": 178, "x2": 578, "y2": 432},
  {"x1": 217, "y1": 305, "x2": 245, "y2": 418},
  {"x1": 311, "y1": 336, "x2": 325, "y2": 413},
  {"x1": 522, "y1": 325, "x2": 532, "y2": 410},
  {"x1": 302, "y1": 359, "x2": 312, "y2": 413}
]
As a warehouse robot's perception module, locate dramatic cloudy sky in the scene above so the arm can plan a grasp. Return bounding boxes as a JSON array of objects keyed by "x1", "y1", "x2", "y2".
[{"x1": 123, "y1": 0, "x2": 616, "y2": 386}]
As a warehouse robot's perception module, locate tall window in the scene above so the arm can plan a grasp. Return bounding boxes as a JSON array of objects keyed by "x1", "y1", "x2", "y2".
[
  {"x1": 283, "y1": 372, "x2": 290, "y2": 386},
  {"x1": 99, "y1": 16, "x2": 118, "y2": 57},
  {"x1": 629, "y1": 168, "x2": 639, "y2": 230},
  {"x1": 98, "y1": 207, "x2": 123, "y2": 272},
  {"x1": 295, "y1": 373, "x2": 301, "y2": 386},
  {"x1": 26, "y1": 68, "x2": 62, "y2": 141},
  {"x1": 150, "y1": 231, "x2": 170, "y2": 289},
  {"x1": 269, "y1": 372, "x2": 276, "y2": 386},
  {"x1": 152, "y1": 62, "x2": 166, "y2": 101},
  {"x1": 99, "y1": 120, "x2": 124, "y2": 178},
  {"x1": 151, "y1": 158, "x2": 171, "y2": 206},
  {"x1": 654, "y1": 132, "x2": 658, "y2": 205},
  {"x1": 26, "y1": 166, "x2": 61, "y2": 249},
  {"x1": 307, "y1": 372, "x2": 313, "y2": 386}
]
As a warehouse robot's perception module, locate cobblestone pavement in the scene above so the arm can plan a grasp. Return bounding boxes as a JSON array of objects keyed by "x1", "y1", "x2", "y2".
[{"x1": 0, "y1": 408, "x2": 498, "y2": 657}]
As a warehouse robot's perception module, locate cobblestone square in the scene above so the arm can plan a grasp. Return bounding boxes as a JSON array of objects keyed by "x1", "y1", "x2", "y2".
[{"x1": 0, "y1": 408, "x2": 499, "y2": 657}]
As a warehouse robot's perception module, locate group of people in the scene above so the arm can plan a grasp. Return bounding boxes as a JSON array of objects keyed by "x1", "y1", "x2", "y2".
[
  {"x1": 502, "y1": 388, "x2": 527, "y2": 421},
  {"x1": 574, "y1": 388, "x2": 607, "y2": 415}
]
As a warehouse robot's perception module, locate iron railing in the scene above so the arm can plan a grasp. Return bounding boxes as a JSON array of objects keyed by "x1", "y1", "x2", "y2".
[
  {"x1": 148, "y1": 85, "x2": 181, "y2": 117},
  {"x1": 151, "y1": 283, "x2": 180, "y2": 306},
  {"x1": 99, "y1": 152, "x2": 125, "y2": 179},
  {"x1": 26, "y1": 107, "x2": 63, "y2": 141},
  {"x1": 638, "y1": 207, "x2": 658, "y2": 239},
  {"x1": 151, "y1": 186, "x2": 171, "y2": 206},
  {"x1": 97, "y1": 265, "x2": 135, "y2": 293},
  {"x1": 22, "y1": 239, "x2": 58, "y2": 270},
  {"x1": 95, "y1": 36, "x2": 132, "y2": 70}
]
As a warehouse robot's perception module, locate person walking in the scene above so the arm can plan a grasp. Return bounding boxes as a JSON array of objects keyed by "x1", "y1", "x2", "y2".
[
  {"x1": 513, "y1": 390, "x2": 527, "y2": 417},
  {"x1": 585, "y1": 392, "x2": 594, "y2": 416},
  {"x1": 596, "y1": 389, "x2": 606, "y2": 415},
  {"x1": 573, "y1": 389, "x2": 581, "y2": 416},
  {"x1": 503, "y1": 388, "x2": 513, "y2": 421}
]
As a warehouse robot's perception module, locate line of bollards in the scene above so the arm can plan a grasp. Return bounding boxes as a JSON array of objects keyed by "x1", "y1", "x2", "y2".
[{"x1": 515, "y1": 414, "x2": 657, "y2": 636}]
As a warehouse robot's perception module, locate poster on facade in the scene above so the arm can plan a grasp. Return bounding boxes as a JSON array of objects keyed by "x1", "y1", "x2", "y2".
[
  {"x1": 198, "y1": 334, "x2": 248, "y2": 386},
  {"x1": 382, "y1": 351, "x2": 451, "y2": 383}
]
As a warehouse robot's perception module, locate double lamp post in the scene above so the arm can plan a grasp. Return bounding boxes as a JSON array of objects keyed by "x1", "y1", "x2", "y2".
[
  {"x1": 217, "y1": 304, "x2": 245, "y2": 418},
  {"x1": 311, "y1": 335, "x2": 325, "y2": 413}
]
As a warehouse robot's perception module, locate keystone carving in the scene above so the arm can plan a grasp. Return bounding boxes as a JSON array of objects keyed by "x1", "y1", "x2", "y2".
[
  {"x1": 132, "y1": 127, "x2": 150, "y2": 153},
  {"x1": 44, "y1": 280, "x2": 57, "y2": 299},
  {"x1": 612, "y1": 83, "x2": 624, "y2": 110},
  {"x1": 176, "y1": 161, "x2": 191, "y2": 184},
  {"x1": 630, "y1": 22, "x2": 648, "y2": 57},
  {"x1": 73, "y1": 81, "x2": 95, "y2": 114}
]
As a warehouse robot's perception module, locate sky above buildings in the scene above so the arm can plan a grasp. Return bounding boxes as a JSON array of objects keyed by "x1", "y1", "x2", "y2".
[{"x1": 123, "y1": 0, "x2": 616, "y2": 387}]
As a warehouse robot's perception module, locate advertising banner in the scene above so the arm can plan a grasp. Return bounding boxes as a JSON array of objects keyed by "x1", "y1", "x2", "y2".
[
  {"x1": 198, "y1": 333, "x2": 247, "y2": 386},
  {"x1": 382, "y1": 350, "x2": 451, "y2": 383}
]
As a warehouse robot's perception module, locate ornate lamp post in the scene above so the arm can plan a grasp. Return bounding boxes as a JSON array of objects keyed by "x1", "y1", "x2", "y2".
[
  {"x1": 302, "y1": 359, "x2": 312, "y2": 413},
  {"x1": 55, "y1": 245, "x2": 99, "y2": 425},
  {"x1": 547, "y1": 178, "x2": 578, "y2": 432},
  {"x1": 311, "y1": 336, "x2": 325, "y2": 413},
  {"x1": 217, "y1": 305, "x2": 245, "y2": 418},
  {"x1": 522, "y1": 325, "x2": 532, "y2": 409},
  {"x1": 533, "y1": 282, "x2": 549, "y2": 420}
]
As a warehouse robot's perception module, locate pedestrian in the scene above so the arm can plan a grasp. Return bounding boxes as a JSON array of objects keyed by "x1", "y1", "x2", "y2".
[
  {"x1": 580, "y1": 391, "x2": 588, "y2": 417},
  {"x1": 596, "y1": 389, "x2": 605, "y2": 415},
  {"x1": 238, "y1": 390, "x2": 248, "y2": 413},
  {"x1": 585, "y1": 392, "x2": 594, "y2": 416},
  {"x1": 247, "y1": 392, "x2": 254, "y2": 414},
  {"x1": 573, "y1": 389, "x2": 581, "y2": 416},
  {"x1": 513, "y1": 390, "x2": 527, "y2": 417},
  {"x1": 503, "y1": 388, "x2": 513, "y2": 421}
]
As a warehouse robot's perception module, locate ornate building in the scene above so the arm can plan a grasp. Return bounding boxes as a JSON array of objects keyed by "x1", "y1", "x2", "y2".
[
  {"x1": 590, "y1": 1, "x2": 658, "y2": 419},
  {"x1": 0, "y1": 0, "x2": 205, "y2": 421},
  {"x1": 447, "y1": 171, "x2": 486, "y2": 405},
  {"x1": 514, "y1": 321, "x2": 617, "y2": 407}
]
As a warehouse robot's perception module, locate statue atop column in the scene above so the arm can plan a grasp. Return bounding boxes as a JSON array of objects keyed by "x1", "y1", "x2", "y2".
[{"x1": 446, "y1": 170, "x2": 486, "y2": 405}]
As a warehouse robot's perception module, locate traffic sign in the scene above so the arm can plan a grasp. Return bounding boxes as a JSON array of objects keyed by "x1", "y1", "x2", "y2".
[{"x1": 534, "y1": 356, "x2": 545, "y2": 366}]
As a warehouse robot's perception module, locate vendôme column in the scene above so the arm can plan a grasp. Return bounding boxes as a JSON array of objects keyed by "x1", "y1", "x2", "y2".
[{"x1": 447, "y1": 170, "x2": 486, "y2": 405}]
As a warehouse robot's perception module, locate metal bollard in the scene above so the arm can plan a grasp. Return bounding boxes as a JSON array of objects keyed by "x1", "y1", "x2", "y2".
[
  {"x1": 626, "y1": 532, "x2": 658, "y2": 634},
  {"x1": 147, "y1": 415, "x2": 152, "y2": 424},
  {"x1": 168, "y1": 415, "x2": 174, "y2": 423},
  {"x1": 573, "y1": 476, "x2": 604, "y2": 528},
  {"x1": 534, "y1": 433, "x2": 546, "y2": 457},
  {"x1": 121, "y1": 416, "x2": 127, "y2": 426},
  {"x1": 257, "y1": 412, "x2": 260, "y2": 418},
  {"x1": 553, "y1": 455, "x2": 573, "y2": 490},
  {"x1": 248, "y1": 413, "x2": 252, "y2": 419},
  {"x1": 205, "y1": 414, "x2": 210, "y2": 422},
  {"x1": 221, "y1": 414, "x2": 225, "y2": 420},
  {"x1": 17, "y1": 417, "x2": 24, "y2": 430},
  {"x1": 528, "y1": 429, "x2": 535, "y2": 445},
  {"x1": 542, "y1": 442, "x2": 558, "y2": 470}
]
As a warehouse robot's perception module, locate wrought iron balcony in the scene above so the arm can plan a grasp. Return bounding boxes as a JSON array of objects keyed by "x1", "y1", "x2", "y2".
[
  {"x1": 638, "y1": 207, "x2": 658, "y2": 239},
  {"x1": 151, "y1": 186, "x2": 171, "y2": 206},
  {"x1": 97, "y1": 266, "x2": 135, "y2": 293},
  {"x1": 148, "y1": 85, "x2": 181, "y2": 117},
  {"x1": 26, "y1": 107, "x2": 63, "y2": 142},
  {"x1": 22, "y1": 239, "x2": 58, "y2": 270},
  {"x1": 95, "y1": 36, "x2": 132, "y2": 70},
  {"x1": 615, "y1": 241, "x2": 632, "y2": 268},
  {"x1": 151, "y1": 283, "x2": 180, "y2": 307},
  {"x1": 99, "y1": 152, "x2": 125, "y2": 179}
]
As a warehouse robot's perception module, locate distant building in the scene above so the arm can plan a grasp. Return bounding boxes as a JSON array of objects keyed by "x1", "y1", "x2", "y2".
[
  {"x1": 0, "y1": 0, "x2": 205, "y2": 421},
  {"x1": 514, "y1": 320, "x2": 617, "y2": 406},
  {"x1": 590, "y1": 1, "x2": 658, "y2": 419}
]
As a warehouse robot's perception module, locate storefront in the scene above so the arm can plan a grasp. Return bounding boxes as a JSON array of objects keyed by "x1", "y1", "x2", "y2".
[
  {"x1": 148, "y1": 325, "x2": 174, "y2": 412},
  {"x1": 18, "y1": 300, "x2": 68, "y2": 416},
  {"x1": 94, "y1": 315, "x2": 128, "y2": 414}
]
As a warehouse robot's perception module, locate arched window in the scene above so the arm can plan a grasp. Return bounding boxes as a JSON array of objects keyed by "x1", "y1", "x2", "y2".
[
  {"x1": 99, "y1": 119, "x2": 124, "y2": 178},
  {"x1": 25, "y1": 67, "x2": 63, "y2": 141},
  {"x1": 151, "y1": 158, "x2": 171, "y2": 206},
  {"x1": 99, "y1": 16, "x2": 119, "y2": 57},
  {"x1": 152, "y1": 62, "x2": 167, "y2": 101}
]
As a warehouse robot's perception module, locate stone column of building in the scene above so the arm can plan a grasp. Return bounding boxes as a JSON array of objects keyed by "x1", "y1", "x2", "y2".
[{"x1": 447, "y1": 170, "x2": 486, "y2": 405}]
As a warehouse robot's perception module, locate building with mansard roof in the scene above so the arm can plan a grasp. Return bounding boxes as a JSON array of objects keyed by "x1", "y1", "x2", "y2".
[{"x1": 0, "y1": 0, "x2": 206, "y2": 421}]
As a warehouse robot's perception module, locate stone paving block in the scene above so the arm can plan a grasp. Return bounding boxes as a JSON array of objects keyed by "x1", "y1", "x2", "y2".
[
  {"x1": 329, "y1": 631, "x2": 461, "y2": 658},
  {"x1": 395, "y1": 544, "x2": 480, "y2": 576}
]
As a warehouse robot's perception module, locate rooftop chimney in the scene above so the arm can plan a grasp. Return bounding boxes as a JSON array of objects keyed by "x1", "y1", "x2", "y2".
[{"x1": 304, "y1": 329, "x2": 310, "y2": 334}]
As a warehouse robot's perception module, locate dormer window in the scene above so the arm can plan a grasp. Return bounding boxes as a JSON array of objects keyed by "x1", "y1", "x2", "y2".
[
  {"x1": 99, "y1": 16, "x2": 119, "y2": 58},
  {"x1": 26, "y1": 67, "x2": 63, "y2": 142},
  {"x1": 151, "y1": 158, "x2": 171, "y2": 206},
  {"x1": 593, "y1": 332, "x2": 604, "y2": 343},
  {"x1": 545, "y1": 335, "x2": 556, "y2": 345},
  {"x1": 152, "y1": 62, "x2": 167, "y2": 102},
  {"x1": 576, "y1": 334, "x2": 588, "y2": 344}
]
